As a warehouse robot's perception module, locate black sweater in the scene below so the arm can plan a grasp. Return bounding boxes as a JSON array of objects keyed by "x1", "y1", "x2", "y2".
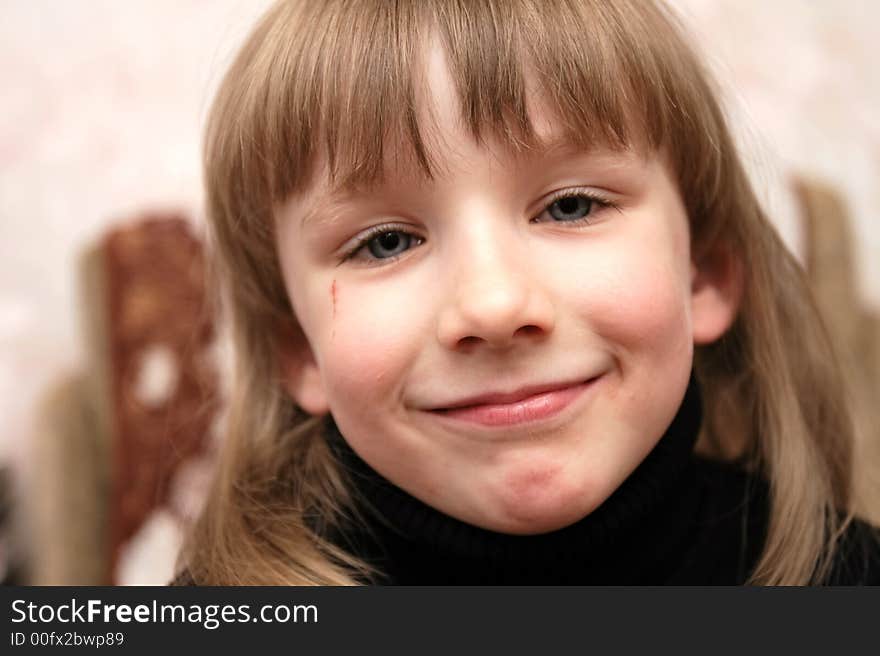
[
  {"x1": 173, "y1": 379, "x2": 880, "y2": 585},
  {"x1": 322, "y1": 378, "x2": 880, "y2": 585}
]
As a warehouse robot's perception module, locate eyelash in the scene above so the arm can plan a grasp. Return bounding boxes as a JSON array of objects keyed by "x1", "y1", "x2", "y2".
[
  {"x1": 339, "y1": 187, "x2": 619, "y2": 266},
  {"x1": 536, "y1": 187, "x2": 618, "y2": 224}
]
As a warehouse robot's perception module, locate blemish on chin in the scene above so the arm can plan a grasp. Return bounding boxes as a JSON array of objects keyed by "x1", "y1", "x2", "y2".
[{"x1": 499, "y1": 463, "x2": 574, "y2": 528}]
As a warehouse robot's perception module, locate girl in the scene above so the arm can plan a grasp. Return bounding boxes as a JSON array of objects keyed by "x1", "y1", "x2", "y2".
[{"x1": 176, "y1": 0, "x2": 879, "y2": 585}]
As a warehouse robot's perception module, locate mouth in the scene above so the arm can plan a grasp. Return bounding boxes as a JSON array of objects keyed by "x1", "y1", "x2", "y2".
[{"x1": 428, "y1": 376, "x2": 601, "y2": 428}]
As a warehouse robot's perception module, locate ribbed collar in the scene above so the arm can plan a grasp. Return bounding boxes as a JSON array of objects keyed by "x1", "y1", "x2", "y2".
[{"x1": 323, "y1": 374, "x2": 704, "y2": 584}]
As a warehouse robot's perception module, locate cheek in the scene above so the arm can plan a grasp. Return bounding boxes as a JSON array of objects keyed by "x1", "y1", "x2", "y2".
[
  {"x1": 318, "y1": 283, "x2": 427, "y2": 409},
  {"x1": 567, "y1": 246, "x2": 692, "y2": 358}
]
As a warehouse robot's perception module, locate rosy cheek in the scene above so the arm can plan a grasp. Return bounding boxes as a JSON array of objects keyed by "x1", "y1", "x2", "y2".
[
  {"x1": 574, "y1": 257, "x2": 690, "y2": 353},
  {"x1": 321, "y1": 295, "x2": 418, "y2": 408}
]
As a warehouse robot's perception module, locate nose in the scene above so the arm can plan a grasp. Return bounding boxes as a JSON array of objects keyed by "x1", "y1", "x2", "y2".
[{"x1": 436, "y1": 229, "x2": 556, "y2": 351}]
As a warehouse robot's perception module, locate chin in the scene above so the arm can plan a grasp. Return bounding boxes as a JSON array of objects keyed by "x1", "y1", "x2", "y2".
[{"x1": 481, "y1": 467, "x2": 603, "y2": 535}]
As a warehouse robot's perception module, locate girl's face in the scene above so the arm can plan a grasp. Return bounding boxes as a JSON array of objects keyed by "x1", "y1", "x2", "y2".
[{"x1": 275, "y1": 46, "x2": 738, "y2": 534}]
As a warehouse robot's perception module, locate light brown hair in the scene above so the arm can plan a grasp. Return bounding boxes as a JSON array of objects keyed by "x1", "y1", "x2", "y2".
[{"x1": 179, "y1": 0, "x2": 874, "y2": 585}]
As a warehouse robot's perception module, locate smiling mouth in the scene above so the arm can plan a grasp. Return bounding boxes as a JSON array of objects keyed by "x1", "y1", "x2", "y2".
[{"x1": 429, "y1": 377, "x2": 600, "y2": 427}]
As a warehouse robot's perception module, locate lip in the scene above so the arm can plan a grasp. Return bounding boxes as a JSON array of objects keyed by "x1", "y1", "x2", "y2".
[{"x1": 428, "y1": 377, "x2": 600, "y2": 427}]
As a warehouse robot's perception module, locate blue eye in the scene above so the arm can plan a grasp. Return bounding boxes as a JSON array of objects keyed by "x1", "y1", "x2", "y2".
[
  {"x1": 547, "y1": 194, "x2": 593, "y2": 222},
  {"x1": 366, "y1": 231, "x2": 414, "y2": 259},
  {"x1": 342, "y1": 189, "x2": 615, "y2": 266},
  {"x1": 343, "y1": 225, "x2": 424, "y2": 265},
  {"x1": 533, "y1": 188, "x2": 619, "y2": 225}
]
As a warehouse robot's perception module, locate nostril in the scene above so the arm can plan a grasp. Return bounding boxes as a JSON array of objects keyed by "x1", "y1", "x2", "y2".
[
  {"x1": 456, "y1": 325, "x2": 545, "y2": 350},
  {"x1": 515, "y1": 325, "x2": 544, "y2": 338}
]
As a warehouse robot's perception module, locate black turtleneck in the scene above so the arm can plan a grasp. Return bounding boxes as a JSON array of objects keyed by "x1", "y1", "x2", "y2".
[
  {"x1": 323, "y1": 376, "x2": 777, "y2": 585},
  {"x1": 171, "y1": 377, "x2": 880, "y2": 586}
]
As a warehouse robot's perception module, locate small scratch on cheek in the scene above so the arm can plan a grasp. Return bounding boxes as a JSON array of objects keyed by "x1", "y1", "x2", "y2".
[{"x1": 330, "y1": 279, "x2": 338, "y2": 340}]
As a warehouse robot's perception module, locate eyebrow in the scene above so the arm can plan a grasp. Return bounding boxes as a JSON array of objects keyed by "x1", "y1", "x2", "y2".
[
  {"x1": 525, "y1": 135, "x2": 631, "y2": 161},
  {"x1": 298, "y1": 183, "x2": 378, "y2": 231},
  {"x1": 297, "y1": 138, "x2": 635, "y2": 230}
]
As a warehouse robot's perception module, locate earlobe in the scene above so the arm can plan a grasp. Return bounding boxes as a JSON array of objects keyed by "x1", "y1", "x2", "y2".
[
  {"x1": 277, "y1": 320, "x2": 330, "y2": 416},
  {"x1": 690, "y1": 242, "x2": 745, "y2": 345}
]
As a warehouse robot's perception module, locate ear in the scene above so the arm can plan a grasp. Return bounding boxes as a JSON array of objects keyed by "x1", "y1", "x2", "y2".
[
  {"x1": 690, "y1": 241, "x2": 744, "y2": 345},
  {"x1": 276, "y1": 320, "x2": 330, "y2": 416}
]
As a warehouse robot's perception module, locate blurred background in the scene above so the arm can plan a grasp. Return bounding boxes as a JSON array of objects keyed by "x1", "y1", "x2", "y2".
[{"x1": 0, "y1": 1, "x2": 878, "y2": 585}]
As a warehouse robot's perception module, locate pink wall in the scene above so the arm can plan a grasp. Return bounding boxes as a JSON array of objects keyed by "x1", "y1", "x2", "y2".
[{"x1": 2, "y1": 1, "x2": 878, "y2": 583}]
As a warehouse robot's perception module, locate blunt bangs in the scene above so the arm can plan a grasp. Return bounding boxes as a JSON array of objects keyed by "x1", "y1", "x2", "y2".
[{"x1": 206, "y1": 0, "x2": 726, "y2": 222}]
